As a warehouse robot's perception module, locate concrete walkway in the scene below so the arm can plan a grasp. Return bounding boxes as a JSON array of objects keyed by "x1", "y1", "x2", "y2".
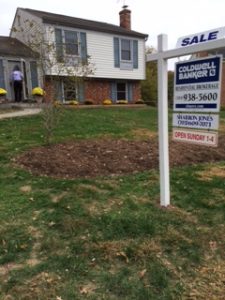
[{"x1": 0, "y1": 108, "x2": 42, "y2": 120}]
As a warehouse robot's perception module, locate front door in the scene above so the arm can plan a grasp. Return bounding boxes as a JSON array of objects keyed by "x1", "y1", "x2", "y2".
[{"x1": 8, "y1": 60, "x2": 28, "y2": 101}]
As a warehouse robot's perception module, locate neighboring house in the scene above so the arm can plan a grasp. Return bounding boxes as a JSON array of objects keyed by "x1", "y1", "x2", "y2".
[
  {"x1": 0, "y1": 36, "x2": 39, "y2": 101},
  {"x1": 10, "y1": 6, "x2": 148, "y2": 104}
]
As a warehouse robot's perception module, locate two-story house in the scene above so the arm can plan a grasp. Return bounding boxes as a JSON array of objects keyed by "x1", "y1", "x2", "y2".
[{"x1": 10, "y1": 6, "x2": 148, "y2": 104}]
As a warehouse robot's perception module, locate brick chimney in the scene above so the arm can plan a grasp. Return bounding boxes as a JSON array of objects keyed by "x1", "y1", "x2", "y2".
[{"x1": 119, "y1": 5, "x2": 131, "y2": 30}]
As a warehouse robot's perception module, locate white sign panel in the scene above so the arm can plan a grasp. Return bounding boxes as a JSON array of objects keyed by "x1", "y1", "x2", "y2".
[
  {"x1": 174, "y1": 55, "x2": 222, "y2": 112},
  {"x1": 173, "y1": 113, "x2": 219, "y2": 130},
  {"x1": 176, "y1": 27, "x2": 225, "y2": 48},
  {"x1": 173, "y1": 128, "x2": 218, "y2": 147}
]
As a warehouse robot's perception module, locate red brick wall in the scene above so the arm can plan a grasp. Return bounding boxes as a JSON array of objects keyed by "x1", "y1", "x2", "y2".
[
  {"x1": 85, "y1": 80, "x2": 141, "y2": 104},
  {"x1": 85, "y1": 80, "x2": 111, "y2": 104},
  {"x1": 132, "y1": 82, "x2": 141, "y2": 101},
  {"x1": 43, "y1": 78, "x2": 55, "y2": 102}
]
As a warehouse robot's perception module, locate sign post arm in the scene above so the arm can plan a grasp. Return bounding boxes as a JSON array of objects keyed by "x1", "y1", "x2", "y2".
[{"x1": 158, "y1": 34, "x2": 170, "y2": 207}]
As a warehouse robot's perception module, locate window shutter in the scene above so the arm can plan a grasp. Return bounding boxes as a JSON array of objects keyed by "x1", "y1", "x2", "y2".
[
  {"x1": 78, "y1": 82, "x2": 85, "y2": 102},
  {"x1": 111, "y1": 82, "x2": 117, "y2": 102},
  {"x1": 55, "y1": 28, "x2": 63, "y2": 62},
  {"x1": 0, "y1": 59, "x2": 5, "y2": 88},
  {"x1": 133, "y1": 40, "x2": 138, "y2": 69},
  {"x1": 30, "y1": 61, "x2": 38, "y2": 88},
  {"x1": 127, "y1": 83, "x2": 133, "y2": 102},
  {"x1": 54, "y1": 80, "x2": 63, "y2": 102},
  {"x1": 80, "y1": 32, "x2": 87, "y2": 63},
  {"x1": 113, "y1": 37, "x2": 120, "y2": 68}
]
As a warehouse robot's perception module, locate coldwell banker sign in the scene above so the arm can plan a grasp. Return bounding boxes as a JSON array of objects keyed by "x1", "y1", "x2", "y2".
[{"x1": 174, "y1": 55, "x2": 222, "y2": 112}]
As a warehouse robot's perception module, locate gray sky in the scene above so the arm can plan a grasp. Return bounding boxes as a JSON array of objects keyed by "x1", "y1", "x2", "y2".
[{"x1": 1, "y1": 0, "x2": 225, "y2": 69}]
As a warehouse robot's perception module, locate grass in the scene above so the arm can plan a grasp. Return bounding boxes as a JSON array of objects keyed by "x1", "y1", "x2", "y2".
[{"x1": 0, "y1": 107, "x2": 225, "y2": 299}]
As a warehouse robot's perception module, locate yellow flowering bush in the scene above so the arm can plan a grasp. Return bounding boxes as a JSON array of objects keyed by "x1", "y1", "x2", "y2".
[
  {"x1": 68, "y1": 100, "x2": 79, "y2": 105},
  {"x1": 103, "y1": 99, "x2": 112, "y2": 105},
  {"x1": 32, "y1": 87, "x2": 45, "y2": 96},
  {"x1": 116, "y1": 100, "x2": 128, "y2": 104},
  {"x1": 135, "y1": 99, "x2": 145, "y2": 104},
  {"x1": 53, "y1": 100, "x2": 62, "y2": 107},
  {"x1": 0, "y1": 88, "x2": 7, "y2": 95}
]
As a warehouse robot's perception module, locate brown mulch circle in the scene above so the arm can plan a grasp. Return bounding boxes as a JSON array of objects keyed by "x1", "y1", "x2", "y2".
[{"x1": 15, "y1": 136, "x2": 225, "y2": 179}]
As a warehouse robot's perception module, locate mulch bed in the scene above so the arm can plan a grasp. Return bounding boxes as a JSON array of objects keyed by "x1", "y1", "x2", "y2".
[{"x1": 14, "y1": 136, "x2": 225, "y2": 179}]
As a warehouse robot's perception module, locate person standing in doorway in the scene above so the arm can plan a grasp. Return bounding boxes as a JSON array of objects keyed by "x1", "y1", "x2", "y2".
[{"x1": 10, "y1": 65, "x2": 24, "y2": 102}]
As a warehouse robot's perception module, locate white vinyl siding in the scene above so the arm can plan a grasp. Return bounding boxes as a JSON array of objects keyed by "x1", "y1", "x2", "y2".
[
  {"x1": 87, "y1": 31, "x2": 145, "y2": 80},
  {"x1": 47, "y1": 28, "x2": 146, "y2": 79},
  {"x1": 10, "y1": 9, "x2": 44, "y2": 49}
]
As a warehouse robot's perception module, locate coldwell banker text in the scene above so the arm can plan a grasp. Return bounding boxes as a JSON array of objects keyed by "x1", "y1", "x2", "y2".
[
  {"x1": 175, "y1": 56, "x2": 221, "y2": 85},
  {"x1": 178, "y1": 61, "x2": 216, "y2": 80}
]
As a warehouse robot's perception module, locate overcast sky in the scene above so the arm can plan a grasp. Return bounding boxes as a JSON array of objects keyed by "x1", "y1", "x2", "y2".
[{"x1": 1, "y1": 0, "x2": 225, "y2": 69}]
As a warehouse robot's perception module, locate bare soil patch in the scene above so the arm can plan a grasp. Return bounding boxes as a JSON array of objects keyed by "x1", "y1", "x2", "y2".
[{"x1": 15, "y1": 136, "x2": 225, "y2": 179}]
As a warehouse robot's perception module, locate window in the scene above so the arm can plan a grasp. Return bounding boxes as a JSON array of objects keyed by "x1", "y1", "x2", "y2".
[
  {"x1": 55, "y1": 29, "x2": 87, "y2": 63},
  {"x1": 63, "y1": 80, "x2": 77, "y2": 101},
  {"x1": 114, "y1": 37, "x2": 138, "y2": 69},
  {"x1": 55, "y1": 79, "x2": 84, "y2": 102},
  {"x1": 65, "y1": 31, "x2": 79, "y2": 55},
  {"x1": 117, "y1": 83, "x2": 126, "y2": 100},
  {"x1": 111, "y1": 82, "x2": 133, "y2": 102},
  {"x1": 121, "y1": 39, "x2": 131, "y2": 61}
]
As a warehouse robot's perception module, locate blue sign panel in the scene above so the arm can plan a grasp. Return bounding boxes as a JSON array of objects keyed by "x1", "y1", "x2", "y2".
[
  {"x1": 173, "y1": 55, "x2": 222, "y2": 112},
  {"x1": 176, "y1": 57, "x2": 221, "y2": 85}
]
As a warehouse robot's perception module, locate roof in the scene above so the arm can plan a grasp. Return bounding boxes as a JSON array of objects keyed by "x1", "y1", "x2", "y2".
[
  {"x1": 20, "y1": 8, "x2": 148, "y2": 39},
  {"x1": 0, "y1": 36, "x2": 38, "y2": 58}
]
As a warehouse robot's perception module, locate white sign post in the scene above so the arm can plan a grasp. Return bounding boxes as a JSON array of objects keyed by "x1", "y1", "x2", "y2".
[
  {"x1": 147, "y1": 29, "x2": 225, "y2": 207},
  {"x1": 157, "y1": 35, "x2": 170, "y2": 207}
]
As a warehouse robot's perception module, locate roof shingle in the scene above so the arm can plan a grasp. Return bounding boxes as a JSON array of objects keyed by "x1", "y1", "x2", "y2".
[
  {"x1": 0, "y1": 36, "x2": 38, "y2": 58},
  {"x1": 21, "y1": 8, "x2": 148, "y2": 39}
]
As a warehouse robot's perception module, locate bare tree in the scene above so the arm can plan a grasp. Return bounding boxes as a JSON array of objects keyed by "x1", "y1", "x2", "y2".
[{"x1": 12, "y1": 17, "x2": 94, "y2": 144}]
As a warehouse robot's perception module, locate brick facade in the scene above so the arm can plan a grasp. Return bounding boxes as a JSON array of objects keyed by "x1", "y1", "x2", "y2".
[
  {"x1": 84, "y1": 79, "x2": 141, "y2": 104},
  {"x1": 43, "y1": 77, "x2": 142, "y2": 104},
  {"x1": 132, "y1": 81, "x2": 142, "y2": 101},
  {"x1": 44, "y1": 77, "x2": 55, "y2": 102},
  {"x1": 85, "y1": 80, "x2": 111, "y2": 104}
]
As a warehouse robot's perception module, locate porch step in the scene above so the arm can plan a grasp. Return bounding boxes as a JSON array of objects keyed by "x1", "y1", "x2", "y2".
[{"x1": 0, "y1": 101, "x2": 44, "y2": 109}]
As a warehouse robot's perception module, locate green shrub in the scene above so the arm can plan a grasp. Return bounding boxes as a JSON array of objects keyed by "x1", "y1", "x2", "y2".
[
  {"x1": 84, "y1": 99, "x2": 94, "y2": 105},
  {"x1": 135, "y1": 99, "x2": 145, "y2": 104}
]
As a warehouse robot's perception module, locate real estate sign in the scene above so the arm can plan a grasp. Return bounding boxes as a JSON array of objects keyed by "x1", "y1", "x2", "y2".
[
  {"x1": 172, "y1": 113, "x2": 219, "y2": 130},
  {"x1": 173, "y1": 55, "x2": 223, "y2": 112},
  {"x1": 173, "y1": 128, "x2": 218, "y2": 147},
  {"x1": 147, "y1": 30, "x2": 225, "y2": 206},
  {"x1": 176, "y1": 27, "x2": 225, "y2": 48}
]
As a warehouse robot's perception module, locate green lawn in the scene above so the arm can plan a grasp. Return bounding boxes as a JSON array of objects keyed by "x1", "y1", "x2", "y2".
[{"x1": 0, "y1": 107, "x2": 225, "y2": 299}]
